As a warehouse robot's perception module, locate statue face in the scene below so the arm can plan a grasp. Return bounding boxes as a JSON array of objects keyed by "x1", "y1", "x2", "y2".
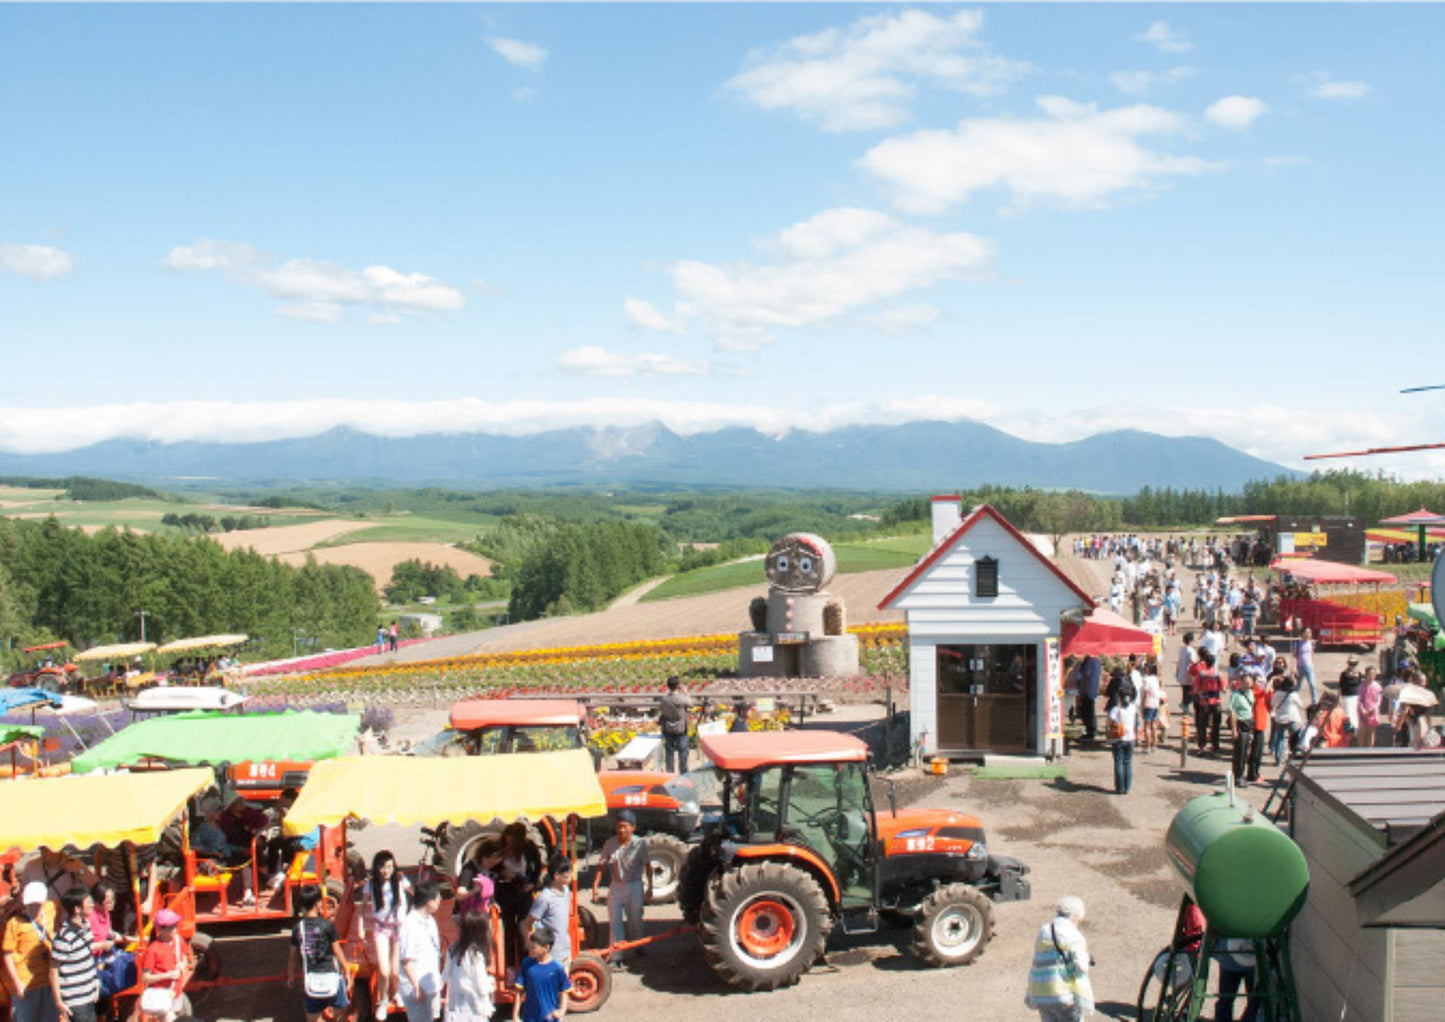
[{"x1": 765, "y1": 533, "x2": 831, "y2": 593}]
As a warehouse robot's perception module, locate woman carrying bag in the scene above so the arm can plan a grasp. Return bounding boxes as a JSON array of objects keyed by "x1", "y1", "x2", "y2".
[{"x1": 288, "y1": 887, "x2": 352, "y2": 1022}]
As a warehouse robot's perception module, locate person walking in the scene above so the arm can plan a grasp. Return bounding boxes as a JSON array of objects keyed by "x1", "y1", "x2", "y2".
[
  {"x1": 511, "y1": 927, "x2": 570, "y2": 1022},
  {"x1": 590, "y1": 811, "x2": 652, "y2": 969},
  {"x1": 1338, "y1": 656, "x2": 1363, "y2": 733},
  {"x1": 4, "y1": 882, "x2": 58, "y2": 1022},
  {"x1": 1191, "y1": 652, "x2": 1224, "y2": 754},
  {"x1": 49, "y1": 889, "x2": 100, "y2": 1022},
  {"x1": 388, "y1": 621, "x2": 399, "y2": 653},
  {"x1": 1294, "y1": 629, "x2": 1317, "y2": 704},
  {"x1": 1108, "y1": 689, "x2": 1138, "y2": 795},
  {"x1": 1176, "y1": 634, "x2": 1198, "y2": 714},
  {"x1": 441, "y1": 911, "x2": 494, "y2": 1022},
  {"x1": 1214, "y1": 937, "x2": 1261, "y2": 1022},
  {"x1": 1269, "y1": 676, "x2": 1303, "y2": 765},
  {"x1": 658, "y1": 676, "x2": 690, "y2": 774},
  {"x1": 1358, "y1": 667, "x2": 1383, "y2": 748},
  {"x1": 398, "y1": 883, "x2": 443, "y2": 1022},
  {"x1": 1077, "y1": 655, "x2": 1101, "y2": 741},
  {"x1": 1228, "y1": 677, "x2": 1256, "y2": 785},
  {"x1": 1024, "y1": 896, "x2": 1095, "y2": 1020},
  {"x1": 1140, "y1": 663, "x2": 1163, "y2": 753}
]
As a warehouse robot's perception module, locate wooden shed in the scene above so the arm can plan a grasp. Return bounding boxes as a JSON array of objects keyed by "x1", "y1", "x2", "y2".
[
  {"x1": 878, "y1": 499, "x2": 1091, "y2": 758},
  {"x1": 1285, "y1": 749, "x2": 1445, "y2": 1021}
]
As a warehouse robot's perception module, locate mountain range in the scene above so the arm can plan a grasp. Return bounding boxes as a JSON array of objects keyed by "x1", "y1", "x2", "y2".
[{"x1": 0, "y1": 421, "x2": 1297, "y2": 493}]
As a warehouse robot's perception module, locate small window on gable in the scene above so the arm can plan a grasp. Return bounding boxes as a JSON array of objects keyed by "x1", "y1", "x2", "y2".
[{"x1": 975, "y1": 556, "x2": 999, "y2": 598}]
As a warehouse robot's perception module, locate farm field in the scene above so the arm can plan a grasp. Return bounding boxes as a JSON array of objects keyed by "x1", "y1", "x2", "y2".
[
  {"x1": 279, "y1": 540, "x2": 492, "y2": 593},
  {"x1": 641, "y1": 533, "x2": 933, "y2": 603},
  {"x1": 211, "y1": 518, "x2": 373, "y2": 555}
]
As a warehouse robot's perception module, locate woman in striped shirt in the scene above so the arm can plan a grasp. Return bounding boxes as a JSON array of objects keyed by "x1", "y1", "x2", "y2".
[{"x1": 49, "y1": 888, "x2": 101, "y2": 1022}]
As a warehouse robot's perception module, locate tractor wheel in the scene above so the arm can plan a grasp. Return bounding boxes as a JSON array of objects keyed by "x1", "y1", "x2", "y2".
[
  {"x1": 911, "y1": 884, "x2": 993, "y2": 967},
  {"x1": 438, "y1": 820, "x2": 490, "y2": 880},
  {"x1": 677, "y1": 844, "x2": 713, "y2": 924},
  {"x1": 189, "y1": 931, "x2": 221, "y2": 983},
  {"x1": 566, "y1": 953, "x2": 612, "y2": 1014},
  {"x1": 324, "y1": 878, "x2": 348, "y2": 917},
  {"x1": 698, "y1": 861, "x2": 831, "y2": 991},
  {"x1": 577, "y1": 903, "x2": 604, "y2": 951},
  {"x1": 645, "y1": 834, "x2": 688, "y2": 904}
]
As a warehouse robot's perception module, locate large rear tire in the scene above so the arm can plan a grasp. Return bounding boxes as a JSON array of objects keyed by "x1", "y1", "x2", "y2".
[
  {"x1": 677, "y1": 844, "x2": 713, "y2": 924},
  {"x1": 645, "y1": 834, "x2": 688, "y2": 904},
  {"x1": 189, "y1": 931, "x2": 221, "y2": 984},
  {"x1": 911, "y1": 884, "x2": 993, "y2": 967},
  {"x1": 698, "y1": 861, "x2": 831, "y2": 991},
  {"x1": 438, "y1": 820, "x2": 489, "y2": 880},
  {"x1": 566, "y1": 953, "x2": 612, "y2": 1014}
]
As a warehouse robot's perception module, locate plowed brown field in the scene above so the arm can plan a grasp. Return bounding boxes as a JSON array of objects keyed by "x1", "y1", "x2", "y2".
[
  {"x1": 212, "y1": 519, "x2": 372, "y2": 555},
  {"x1": 278, "y1": 541, "x2": 493, "y2": 593}
]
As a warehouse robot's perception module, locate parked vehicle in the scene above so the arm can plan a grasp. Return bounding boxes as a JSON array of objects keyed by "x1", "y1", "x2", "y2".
[
  {"x1": 282, "y1": 749, "x2": 615, "y2": 1018},
  {"x1": 4, "y1": 641, "x2": 81, "y2": 692},
  {"x1": 678, "y1": 730, "x2": 1031, "y2": 990},
  {"x1": 423, "y1": 698, "x2": 696, "y2": 902}
]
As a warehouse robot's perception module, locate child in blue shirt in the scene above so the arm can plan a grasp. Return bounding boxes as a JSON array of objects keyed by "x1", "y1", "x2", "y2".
[{"x1": 512, "y1": 926, "x2": 571, "y2": 1022}]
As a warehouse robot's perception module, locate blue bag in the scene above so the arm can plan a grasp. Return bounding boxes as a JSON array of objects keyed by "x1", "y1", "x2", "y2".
[{"x1": 99, "y1": 949, "x2": 137, "y2": 999}]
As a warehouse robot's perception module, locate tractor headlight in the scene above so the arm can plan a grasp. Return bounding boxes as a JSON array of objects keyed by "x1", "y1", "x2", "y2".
[{"x1": 964, "y1": 841, "x2": 988, "y2": 862}]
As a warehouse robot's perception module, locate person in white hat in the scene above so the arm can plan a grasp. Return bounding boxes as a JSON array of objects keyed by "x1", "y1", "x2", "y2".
[{"x1": 2, "y1": 881, "x2": 59, "y2": 1022}]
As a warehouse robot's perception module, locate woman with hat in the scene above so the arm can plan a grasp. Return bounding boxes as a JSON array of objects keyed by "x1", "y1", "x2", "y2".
[{"x1": 138, "y1": 908, "x2": 193, "y2": 1020}]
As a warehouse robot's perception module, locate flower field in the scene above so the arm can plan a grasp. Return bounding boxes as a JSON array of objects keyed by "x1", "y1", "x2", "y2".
[{"x1": 236, "y1": 622, "x2": 910, "y2": 703}]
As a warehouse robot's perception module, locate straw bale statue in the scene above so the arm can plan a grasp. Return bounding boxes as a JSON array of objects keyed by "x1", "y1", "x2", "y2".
[{"x1": 738, "y1": 533, "x2": 860, "y2": 678}]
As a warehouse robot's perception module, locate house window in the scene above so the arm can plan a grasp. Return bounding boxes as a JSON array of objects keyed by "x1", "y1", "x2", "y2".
[{"x1": 975, "y1": 556, "x2": 998, "y2": 598}]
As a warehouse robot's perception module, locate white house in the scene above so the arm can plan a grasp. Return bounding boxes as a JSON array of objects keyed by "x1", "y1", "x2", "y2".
[{"x1": 878, "y1": 498, "x2": 1091, "y2": 759}]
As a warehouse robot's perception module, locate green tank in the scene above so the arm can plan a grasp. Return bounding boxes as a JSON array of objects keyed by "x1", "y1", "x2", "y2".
[{"x1": 1164, "y1": 791, "x2": 1309, "y2": 939}]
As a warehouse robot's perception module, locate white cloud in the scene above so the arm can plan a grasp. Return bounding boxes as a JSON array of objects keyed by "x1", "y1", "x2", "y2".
[
  {"x1": 510, "y1": 86, "x2": 538, "y2": 103},
  {"x1": 369, "y1": 313, "x2": 404, "y2": 327},
  {"x1": 1205, "y1": 95, "x2": 1268, "y2": 130},
  {"x1": 645, "y1": 206, "x2": 990, "y2": 348},
  {"x1": 624, "y1": 297, "x2": 686, "y2": 334},
  {"x1": 557, "y1": 346, "x2": 709, "y2": 379},
  {"x1": 1136, "y1": 21, "x2": 1192, "y2": 54},
  {"x1": 162, "y1": 238, "x2": 465, "y2": 321},
  {"x1": 859, "y1": 96, "x2": 1215, "y2": 215},
  {"x1": 726, "y1": 8, "x2": 1028, "y2": 132},
  {"x1": 1306, "y1": 74, "x2": 1371, "y2": 101},
  {"x1": 1110, "y1": 66, "x2": 1194, "y2": 96},
  {"x1": 0, "y1": 243, "x2": 75, "y2": 281},
  {"x1": 489, "y1": 36, "x2": 547, "y2": 70},
  {"x1": 277, "y1": 302, "x2": 343, "y2": 324},
  {"x1": 15, "y1": 396, "x2": 1439, "y2": 476},
  {"x1": 867, "y1": 304, "x2": 940, "y2": 333}
]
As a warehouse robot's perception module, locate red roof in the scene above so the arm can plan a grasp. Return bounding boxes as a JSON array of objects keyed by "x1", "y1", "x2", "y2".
[
  {"x1": 1062, "y1": 608, "x2": 1157, "y2": 658},
  {"x1": 699, "y1": 730, "x2": 867, "y2": 771},
  {"x1": 1380, "y1": 507, "x2": 1445, "y2": 525},
  {"x1": 1269, "y1": 558, "x2": 1397, "y2": 585},
  {"x1": 449, "y1": 698, "x2": 585, "y2": 730},
  {"x1": 22, "y1": 642, "x2": 68, "y2": 653},
  {"x1": 878, "y1": 503, "x2": 1093, "y2": 609}
]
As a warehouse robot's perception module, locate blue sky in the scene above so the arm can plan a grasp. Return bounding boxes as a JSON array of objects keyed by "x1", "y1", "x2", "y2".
[{"x1": 2, "y1": 4, "x2": 1443, "y2": 474}]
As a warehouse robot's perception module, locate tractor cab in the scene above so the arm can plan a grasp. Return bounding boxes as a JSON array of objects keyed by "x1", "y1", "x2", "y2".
[
  {"x1": 443, "y1": 698, "x2": 586, "y2": 754},
  {"x1": 677, "y1": 730, "x2": 1030, "y2": 991}
]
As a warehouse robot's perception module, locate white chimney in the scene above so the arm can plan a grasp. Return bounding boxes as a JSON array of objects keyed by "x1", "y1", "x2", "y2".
[{"x1": 931, "y1": 494, "x2": 963, "y2": 545}]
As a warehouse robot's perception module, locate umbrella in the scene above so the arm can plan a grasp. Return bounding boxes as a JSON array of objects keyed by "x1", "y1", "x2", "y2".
[{"x1": 1394, "y1": 683, "x2": 1440, "y2": 709}]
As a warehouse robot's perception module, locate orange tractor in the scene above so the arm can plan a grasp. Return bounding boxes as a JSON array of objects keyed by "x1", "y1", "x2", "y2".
[
  {"x1": 677, "y1": 730, "x2": 1031, "y2": 990},
  {"x1": 421, "y1": 698, "x2": 696, "y2": 903}
]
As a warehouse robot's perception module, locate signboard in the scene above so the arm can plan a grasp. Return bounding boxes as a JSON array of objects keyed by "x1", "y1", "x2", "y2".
[
  {"x1": 774, "y1": 632, "x2": 809, "y2": 645},
  {"x1": 751, "y1": 645, "x2": 774, "y2": 663},
  {"x1": 1045, "y1": 638, "x2": 1063, "y2": 740},
  {"x1": 1293, "y1": 532, "x2": 1328, "y2": 549}
]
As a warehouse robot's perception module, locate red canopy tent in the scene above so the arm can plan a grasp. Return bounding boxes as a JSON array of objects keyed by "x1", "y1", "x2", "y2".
[
  {"x1": 1380, "y1": 508, "x2": 1443, "y2": 525},
  {"x1": 1062, "y1": 608, "x2": 1157, "y2": 658},
  {"x1": 1269, "y1": 558, "x2": 1397, "y2": 585}
]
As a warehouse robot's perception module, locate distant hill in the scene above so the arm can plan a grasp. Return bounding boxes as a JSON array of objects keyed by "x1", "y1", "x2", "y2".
[{"x1": 0, "y1": 421, "x2": 1297, "y2": 494}]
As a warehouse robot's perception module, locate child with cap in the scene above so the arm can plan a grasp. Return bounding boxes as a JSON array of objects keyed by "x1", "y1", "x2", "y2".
[
  {"x1": 139, "y1": 908, "x2": 193, "y2": 1020},
  {"x1": 2, "y1": 881, "x2": 58, "y2": 1022}
]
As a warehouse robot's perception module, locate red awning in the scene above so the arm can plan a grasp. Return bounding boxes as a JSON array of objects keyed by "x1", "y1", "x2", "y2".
[
  {"x1": 1270, "y1": 558, "x2": 1397, "y2": 585},
  {"x1": 1380, "y1": 507, "x2": 1444, "y2": 525},
  {"x1": 1061, "y1": 608, "x2": 1157, "y2": 658},
  {"x1": 22, "y1": 641, "x2": 68, "y2": 653}
]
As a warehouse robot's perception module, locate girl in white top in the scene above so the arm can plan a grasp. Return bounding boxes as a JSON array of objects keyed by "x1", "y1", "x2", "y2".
[
  {"x1": 363, "y1": 850, "x2": 412, "y2": 1008},
  {"x1": 1140, "y1": 670, "x2": 1163, "y2": 752},
  {"x1": 441, "y1": 909, "x2": 494, "y2": 1022}
]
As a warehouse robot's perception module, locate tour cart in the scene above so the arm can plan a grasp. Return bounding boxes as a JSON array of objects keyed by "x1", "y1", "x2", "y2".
[
  {"x1": 282, "y1": 749, "x2": 616, "y2": 1018},
  {"x1": 426, "y1": 698, "x2": 698, "y2": 901},
  {"x1": 73, "y1": 641, "x2": 160, "y2": 696},
  {"x1": 0, "y1": 769, "x2": 220, "y2": 1020},
  {"x1": 1272, "y1": 557, "x2": 1393, "y2": 648},
  {"x1": 70, "y1": 709, "x2": 363, "y2": 926},
  {"x1": 153, "y1": 634, "x2": 248, "y2": 687},
  {"x1": 4, "y1": 641, "x2": 80, "y2": 693}
]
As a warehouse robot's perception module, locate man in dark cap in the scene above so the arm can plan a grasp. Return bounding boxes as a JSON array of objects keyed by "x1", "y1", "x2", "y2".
[{"x1": 590, "y1": 811, "x2": 652, "y2": 968}]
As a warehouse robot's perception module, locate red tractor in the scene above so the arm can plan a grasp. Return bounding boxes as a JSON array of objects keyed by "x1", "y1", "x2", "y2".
[
  {"x1": 677, "y1": 730, "x2": 1030, "y2": 990},
  {"x1": 420, "y1": 698, "x2": 696, "y2": 903},
  {"x1": 5, "y1": 642, "x2": 82, "y2": 693}
]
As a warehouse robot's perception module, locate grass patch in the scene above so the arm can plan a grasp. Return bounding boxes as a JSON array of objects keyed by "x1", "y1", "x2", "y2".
[
  {"x1": 316, "y1": 515, "x2": 498, "y2": 546},
  {"x1": 969, "y1": 763, "x2": 1067, "y2": 781},
  {"x1": 641, "y1": 533, "x2": 931, "y2": 603}
]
